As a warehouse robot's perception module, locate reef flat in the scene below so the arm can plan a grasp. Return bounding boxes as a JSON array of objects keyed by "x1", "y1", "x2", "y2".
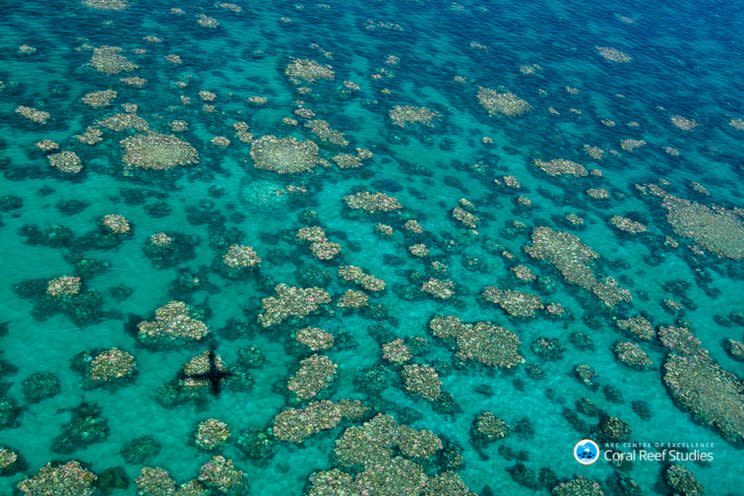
[{"x1": 0, "y1": 0, "x2": 743, "y2": 495}]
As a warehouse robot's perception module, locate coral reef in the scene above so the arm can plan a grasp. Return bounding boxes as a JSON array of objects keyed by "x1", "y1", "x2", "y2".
[
  {"x1": 344, "y1": 191, "x2": 402, "y2": 213},
  {"x1": 250, "y1": 135, "x2": 321, "y2": 174},
  {"x1": 401, "y1": 364, "x2": 442, "y2": 400},
  {"x1": 477, "y1": 88, "x2": 531, "y2": 116},
  {"x1": 663, "y1": 352, "x2": 744, "y2": 441},
  {"x1": 429, "y1": 316, "x2": 523, "y2": 368},
  {"x1": 17, "y1": 461, "x2": 97, "y2": 496},
  {"x1": 121, "y1": 133, "x2": 199, "y2": 170},
  {"x1": 481, "y1": 287, "x2": 544, "y2": 317},
  {"x1": 138, "y1": 301, "x2": 209, "y2": 345},
  {"x1": 525, "y1": 227, "x2": 631, "y2": 306},
  {"x1": 287, "y1": 354, "x2": 337, "y2": 400},
  {"x1": 285, "y1": 59, "x2": 335, "y2": 83},
  {"x1": 389, "y1": 105, "x2": 440, "y2": 128}
]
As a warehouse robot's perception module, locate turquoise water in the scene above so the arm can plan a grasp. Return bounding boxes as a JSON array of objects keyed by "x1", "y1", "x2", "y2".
[{"x1": 0, "y1": 0, "x2": 743, "y2": 494}]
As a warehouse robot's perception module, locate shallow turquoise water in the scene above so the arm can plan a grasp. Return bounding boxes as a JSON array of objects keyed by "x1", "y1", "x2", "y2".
[{"x1": 0, "y1": 0, "x2": 743, "y2": 495}]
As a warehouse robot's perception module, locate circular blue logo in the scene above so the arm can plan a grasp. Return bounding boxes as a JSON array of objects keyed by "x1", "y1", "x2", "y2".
[{"x1": 574, "y1": 439, "x2": 600, "y2": 465}]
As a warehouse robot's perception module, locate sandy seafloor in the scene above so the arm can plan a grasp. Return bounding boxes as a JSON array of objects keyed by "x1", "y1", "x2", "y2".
[{"x1": 0, "y1": 0, "x2": 743, "y2": 494}]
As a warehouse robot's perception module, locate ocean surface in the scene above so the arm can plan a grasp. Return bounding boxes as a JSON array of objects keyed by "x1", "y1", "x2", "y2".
[{"x1": 0, "y1": 0, "x2": 742, "y2": 494}]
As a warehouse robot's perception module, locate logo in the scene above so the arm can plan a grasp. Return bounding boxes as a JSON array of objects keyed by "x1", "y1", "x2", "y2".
[{"x1": 574, "y1": 439, "x2": 600, "y2": 465}]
